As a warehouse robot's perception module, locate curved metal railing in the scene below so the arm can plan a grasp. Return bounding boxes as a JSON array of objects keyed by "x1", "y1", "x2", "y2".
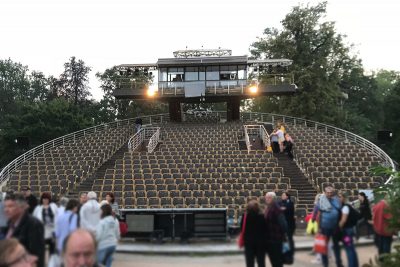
[
  {"x1": 0, "y1": 113, "x2": 170, "y2": 187},
  {"x1": 238, "y1": 112, "x2": 396, "y2": 172},
  {"x1": 1, "y1": 110, "x2": 395, "y2": 187}
]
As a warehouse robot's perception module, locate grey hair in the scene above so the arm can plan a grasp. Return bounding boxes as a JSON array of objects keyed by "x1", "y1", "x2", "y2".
[
  {"x1": 265, "y1": 192, "x2": 277, "y2": 199},
  {"x1": 59, "y1": 197, "x2": 69, "y2": 207},
  {"x1": 87, "y1": 191, "x2": 97, "y2": 200}
]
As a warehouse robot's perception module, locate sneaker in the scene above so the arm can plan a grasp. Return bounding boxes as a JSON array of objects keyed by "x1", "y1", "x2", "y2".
[{"x1": 311, "y1": 258, "x2": 322, "y2": 264}]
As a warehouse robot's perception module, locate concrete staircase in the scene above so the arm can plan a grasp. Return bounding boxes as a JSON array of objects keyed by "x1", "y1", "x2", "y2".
[
  {"x1": 67, "y1": 144, "x2": 129, "y2": 199},
  {"x1": 274, "y1": 153, "x2": 318, "y2": 218}
]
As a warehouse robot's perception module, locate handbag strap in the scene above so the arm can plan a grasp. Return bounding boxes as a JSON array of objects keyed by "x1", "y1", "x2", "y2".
[{"x1": 241, "y1": 213, "x2": 247, "y2": 233}]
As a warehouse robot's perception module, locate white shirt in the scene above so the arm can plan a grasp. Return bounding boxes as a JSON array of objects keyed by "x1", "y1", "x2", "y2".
[{"x1": 79, "y1": 199, "x2": 101, "y2": 232}]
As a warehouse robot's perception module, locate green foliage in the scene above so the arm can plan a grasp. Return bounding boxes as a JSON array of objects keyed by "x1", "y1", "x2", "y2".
[
  {"x1": 0, "y1": 99, "x2": 96, "y2": 167},
  {"x1": 248, "y1": 1, "x2": 400, "y2": 163},
  {"x1": 96, "y1": 67, "x2": 167, "y2": 120},
  {"x1": 250, "y1": 2, "x2": 358, "y2": 125},
  {"x1": 60, "y1": 56, "x2": 92, "y2": 105}
]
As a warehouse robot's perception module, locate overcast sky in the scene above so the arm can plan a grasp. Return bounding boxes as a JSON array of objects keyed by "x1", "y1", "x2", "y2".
[{"x1": 1, "y1": 0, "x2": 399, "y2": 100}]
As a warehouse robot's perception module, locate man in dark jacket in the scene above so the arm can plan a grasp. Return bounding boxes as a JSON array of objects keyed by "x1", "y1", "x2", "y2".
[
  {"x1": 2, "y1": 193, "x2": 45, "y2": 267},
  {"x1": 22, "y1": 187, "x2": 38, "y2": 214}
]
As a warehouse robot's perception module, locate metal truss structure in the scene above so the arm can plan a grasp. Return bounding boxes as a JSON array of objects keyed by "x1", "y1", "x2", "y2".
[{"x1": 173, "y1": 48, "x2": 232, "y2": 58}]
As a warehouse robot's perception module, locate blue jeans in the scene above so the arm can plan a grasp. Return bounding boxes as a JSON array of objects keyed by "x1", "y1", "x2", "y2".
[
  {"x1": 97, "y1": 246, "x2": 116, "y2": 267},
  {"x1": 342, "y1": 228, "x2": 359, "y2": 267},
  {"x1": 375, "y1": 234, "x2": 393, "y2": 255},
  {"x1": 320, "y1": 227, "x2": 343, "y2": 267}
]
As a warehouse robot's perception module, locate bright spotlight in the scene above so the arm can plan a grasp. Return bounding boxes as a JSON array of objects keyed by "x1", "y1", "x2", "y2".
[
  {"x1": 147, "y1": 84, "x2": 157, "y2": 97},
  {"x1": 249, "y1": 85, "x2": 258, "y2": 94}
]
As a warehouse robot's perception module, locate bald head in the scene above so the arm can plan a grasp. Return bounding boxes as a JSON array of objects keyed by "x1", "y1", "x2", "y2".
[{"x1": 63, "y1": 230, "x2": 96, "y2": 267}]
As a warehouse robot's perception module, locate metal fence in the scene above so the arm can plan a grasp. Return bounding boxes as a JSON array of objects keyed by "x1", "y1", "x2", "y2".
[{"x1": 0, "y1": 114, "x2": 170, "y2": 187}]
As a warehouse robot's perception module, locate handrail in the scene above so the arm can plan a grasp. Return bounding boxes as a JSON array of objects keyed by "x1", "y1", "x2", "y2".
[
  {"x1": 243, "y1": 126, "x2": 252, "y2": 153},
  {"x1": 127, "y1": 129, "x2": 145, "y2": 152},
  {"x1": 147, "y1": 128, "x2": 161, "y2": 153},
  {"x1": 260, "y1": 125, "x2": 270, "y2": 149},
  {"x1": 127, "y1": 127, "x2": 161, "y2": 153},
  {"x1": 244, "y1": 124, "x2": 271, "y2": 152},
  {"x1": 0, "y1": 114, "x2": 170, "y2": 187},
  {"x1": 239, "y1": 112, "x2": 396, "y2": 174}
]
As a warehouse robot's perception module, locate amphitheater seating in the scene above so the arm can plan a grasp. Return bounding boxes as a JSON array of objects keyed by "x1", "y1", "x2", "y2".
[
  {"x1": 289, "y1": 124, "x2": 383, "y2": 200},
  {"x1": 8, "y1": 126, "x2": 132, "y2": 196},
  {"x1": 95, "y1": 122, "x2": 295, "y2": 222}
]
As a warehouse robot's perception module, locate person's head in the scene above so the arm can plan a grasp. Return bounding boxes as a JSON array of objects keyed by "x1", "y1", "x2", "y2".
[
  {"x1": 59, "y1": 197, "x2": 69, "y2": 208},
  {"x1": 39, "y1": 192, "x2": 51, "y2": 206},
  {"x1": 338, "y1": 190, "x2": 349, "y2": 204},
  {"x1": 79, "y1": 193, "x2": 87, "y2": 204},
  {"x1": 65, "y1": 199, "x2": 80, "y2": 212},
  {"x1": 100, "y1": 204, "x2": 112, "y2": 219},
  {"x1": 62, "y1": 230, "x2": 97, "y2": 267},
  {"x1": 246, "y1": 199, "x2": 260, "y2": 214},
  {"x1": 87, "y1": 191, "x2": 97, "y2": 201},
  {"x1": 324, "y1": 185, "x2": 335, "y2": 199},
  {"x1": 358, "y1": 192, "x2": 368, "y2": 203},
  {"x1": 4, "y1": 193, "x2": 28, "y2": 223},
  {"x1": 265, "y1": 192, "x2": 277, "y2": 206},
  {"x1": 21, "y1": 187, "x2": 31, "y2": 197},
  {"x1": 0, "y1": 239, "x2": 37, "y2": 267},
  {"x1": 105, "y1": 192, "x2": 115, "y2": 204},
  {"x1": 281, "y1": 192, "x2": 290, "y2": 201}
]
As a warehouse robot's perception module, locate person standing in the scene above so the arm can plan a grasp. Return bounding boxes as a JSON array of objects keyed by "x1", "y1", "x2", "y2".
[
  {"x1": 270, "y1": 129, "x2": 280, "y2": 154},
  {"x1": 373, "y1": 197, "x2": 395, "y2": 256},
  {"x1": 22, "y1": 187, "x2": 38, "y2": 214},
  {"x1": 33, "y1": 192, "x2": 58, "y2": 256},
  {"x1": 105, "y1": 192, "x2": 120, "y2": 218},
  {"x1": 279, "y1": 192, "x2": 296, "y2": 254},
  {"x1": 95, "y1": 204, "x2": 120, "y2": 267},
  {"x1": 55, "y1": 199, "x2": 79, "y2": 254},
  {"x1": 135, "y1": 117, "x2": 143, "y2": 133},
  {"x1": 313, "y1": 185, "x2": 343, "y2": 267},
  {"x1": 283, "y1": 133, "x2": 294, "y2": 160},
  {"x1": 338, "y1": 191, "x2": 359, "y2": 267},
  {"x1": 79, "y1": 191, "x2": 101, "y2": 233},
  {"x1": 357, "y1": 192, "x2": 373, "y2": 239},
  {"x1": 77, "y1": 192, "x2": 87, "y2": 227},
  {"x1": 264, "y1": 192, "x2": 288, "y2": 267},
  {"x1": 2, "y1": 193, "x2": 45, "y2": 267},
  {"x1": 240, "y1": 199, "x2": 267, "y2": 267}
]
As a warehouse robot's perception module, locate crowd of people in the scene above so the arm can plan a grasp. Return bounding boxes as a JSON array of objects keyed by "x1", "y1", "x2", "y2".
[
  {"x1": 307, "y1": 185, "x2": 395, "y2": 267},
  {"x1": 239, "y1": 191, "x2": 296, "y2": 267},
  {"x1": 0, "y1": 184, "x2": 397, "y2": 267},
  {"x1": 240, "y1": 186, "x2": 396, "y2": 267},
  {"x1": 270, "y1": 124, "x2": 294, "y2": 160},
  {"x1": 0, "y1": 188, "x2": 121, "y2": 267}
]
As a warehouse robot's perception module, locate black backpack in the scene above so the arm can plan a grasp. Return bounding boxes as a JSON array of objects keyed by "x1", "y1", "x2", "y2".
[{"x1": 345, "y1": 204, "x2": 361, "y2": 228}]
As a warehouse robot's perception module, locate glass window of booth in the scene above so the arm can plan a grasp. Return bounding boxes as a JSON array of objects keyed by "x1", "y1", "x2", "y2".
[
  {"x1": 220, "y1": 65, "x2": 237, "y2": 80},
  {"x1": 206, "y1": 66, "x2": 219, "y2": 80},
  {"x1": 168, "y1": 67, "x2": 184, "y2": 82},
  {"x1": 185, "y1": 67, "x2": 198, "y2": 81},
  {"x1": 159, "y1": 68, "x2": 168, "y2": 82}
]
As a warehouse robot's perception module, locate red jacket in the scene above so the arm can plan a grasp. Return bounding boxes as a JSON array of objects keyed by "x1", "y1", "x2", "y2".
[{"x1": 373, "y1": 200, "x2": 394, "y2": 236}]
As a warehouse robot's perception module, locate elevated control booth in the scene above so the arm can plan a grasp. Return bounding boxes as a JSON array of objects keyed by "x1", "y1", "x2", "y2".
[{"x1": 114, "y1": 48, "x2": 296, "y2": 121}]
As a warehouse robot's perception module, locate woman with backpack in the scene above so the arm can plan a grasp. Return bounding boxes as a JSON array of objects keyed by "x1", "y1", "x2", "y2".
[{"x1": 338, "y1": 191, "x2": 359, "y2": 267}]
